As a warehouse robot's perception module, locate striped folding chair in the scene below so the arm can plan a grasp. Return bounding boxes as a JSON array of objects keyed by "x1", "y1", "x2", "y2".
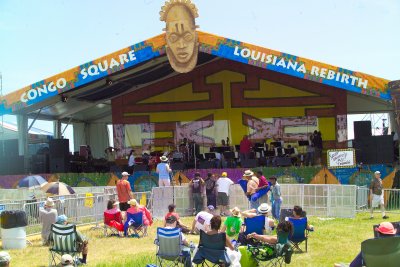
[
  {"x1": 155, "y1": 227, "x2": 190, "y2": 267},
  {"x1": 48, "y1": 223, "x2": 79, "y2": 267}
]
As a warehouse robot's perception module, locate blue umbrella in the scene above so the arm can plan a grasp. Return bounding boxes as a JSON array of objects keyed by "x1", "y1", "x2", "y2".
[{"x1": 18, "y1": 175, "x2": 48, "y2": 189}]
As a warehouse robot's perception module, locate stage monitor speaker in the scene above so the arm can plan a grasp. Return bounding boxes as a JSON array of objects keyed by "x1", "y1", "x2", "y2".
[
  {"x1": 133, "y1": 165, "x2": 149, "y2": 171},
  {"x1": 170, "y1": 162, "x2": 185, "y2": 171},
  {"x1": 354, "y1": 136, "x2": 394, "y2": 164},
  {"x1": 241, "y1": 159, "x2": 258, "y2": 168},
  {"x1": 49, "y1": 139, "x2": 69, "y2": 157},
  {"x1": 198, "y1": 161, "x2": 214, "y2": 169},
  {"x1": 31, "y1": 154, "x2": 49, "y2": 173},
  {"x1": 354, "y1": 121, "x2": 372, "y2": 140}
]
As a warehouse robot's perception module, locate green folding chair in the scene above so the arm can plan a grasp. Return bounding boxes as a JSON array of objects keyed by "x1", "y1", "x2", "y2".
[
  {"x1": 48, "y1": 223, "x2": 80, "y2": 267},
  {"x1": 361, "y1": 236, "x2": 400, "y2": 267}
]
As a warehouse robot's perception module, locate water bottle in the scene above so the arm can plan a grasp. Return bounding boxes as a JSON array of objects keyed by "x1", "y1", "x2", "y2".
[{"x1": 189, "y1": 241, "x2": 195, "y2": 252}]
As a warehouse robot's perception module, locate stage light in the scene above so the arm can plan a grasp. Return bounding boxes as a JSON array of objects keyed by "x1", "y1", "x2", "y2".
[{"x1": 61, "y1": 95, "x2": 68, "y2": 103}]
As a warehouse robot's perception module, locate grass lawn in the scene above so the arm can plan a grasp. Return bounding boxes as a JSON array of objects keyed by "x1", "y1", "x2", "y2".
[{"x1": 3, "y1": 211, "x2": 400, "y2": 267}]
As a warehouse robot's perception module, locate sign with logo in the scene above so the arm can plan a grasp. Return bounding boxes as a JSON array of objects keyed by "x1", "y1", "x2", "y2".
[
  {"x1": 327, "y1": 149, "x2": 356, "y2": 168},
  {"x1": 84, "y1": 193, "x2": 94, "y2": 208}
]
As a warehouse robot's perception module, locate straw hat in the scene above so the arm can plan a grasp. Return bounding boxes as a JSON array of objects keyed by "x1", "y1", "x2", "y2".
[
  {"x1": 160, "y1": 156, "x2": 168, "y2": 162},
  {"x1": 230, "y1": 207, "x2": 241, "y2": 217},
  {"x1": 375, "y1": 222, "x2": 397, "y2": 235},
  {"x1": 243, "y1": 170, "x2": 254, "y2": 177},
  {"x1": 45, "y1": 198, "x2": 55, "y2": 207},
  {"x1": 128, "y1": 199, "x2": 138, "y2": 206},
  {"x1": 257, "y1": 203, "x2": 271, "y2": 214}
]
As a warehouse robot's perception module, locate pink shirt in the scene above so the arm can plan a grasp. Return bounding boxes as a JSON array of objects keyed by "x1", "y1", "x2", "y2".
[
  {"x1": 240, "y1": 138, "x2": 252, "y2": 153},
  {"x1": 258, "y1": 176, "x2": 268, "y2": 188},
  {"x1": 127, "y1": 205, "x2": 153, "y2": 226}
]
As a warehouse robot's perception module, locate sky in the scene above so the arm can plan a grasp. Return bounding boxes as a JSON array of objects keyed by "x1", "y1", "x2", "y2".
[{"x1": 1, "y1": 0, "x2": 399, "y2": 147}]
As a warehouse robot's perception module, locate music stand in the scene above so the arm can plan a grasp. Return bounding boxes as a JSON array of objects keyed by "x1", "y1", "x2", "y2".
[
  {"x1": 284, "y1": 148, "x2": 295, "y2": 155},
  {"x1": 270, "y1": 141, "x2": 282, "y2": 148},
  {"x1": 205, "y1": 153, "x2": 216, "y2": 160},
  {"x1": 298, "y1": 141, "x2": 309, "y2": 146},
  {"x1": 223, "y1": 151, "x2": 235, "y2": 159},
  {"x1": 235, "y1": 145, "x2": 240, "y2": 151}
]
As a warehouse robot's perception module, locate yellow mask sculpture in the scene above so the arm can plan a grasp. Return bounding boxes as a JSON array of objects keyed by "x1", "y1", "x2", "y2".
[{"x1": 160, "y1": 0, "x2": 199, "y2": 73}]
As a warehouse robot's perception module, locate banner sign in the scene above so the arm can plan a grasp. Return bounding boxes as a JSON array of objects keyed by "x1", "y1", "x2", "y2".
[
  {"x1": 0, "y1": 32, "x2": 390, "y2": 116},
  {"x1": 197, "y1": 32, "x2": 390, "y2": 101},
  {"x1": 327, "y1": 148, "x2": 356, "y2": 168},
  {"x1": 84, "y1": 193, "x2": 94, "y2": 208}
]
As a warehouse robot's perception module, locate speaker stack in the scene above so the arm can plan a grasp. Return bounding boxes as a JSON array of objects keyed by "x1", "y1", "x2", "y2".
[
  {"x1": 49, "y1": 139, "x2": 70, "y2": 173},
  {"x1": 353, "y1": 121, "x2": 394, "y2": 164},
  {"x1": 0, "y1": 139, "x2": 24, "y2": 175}
]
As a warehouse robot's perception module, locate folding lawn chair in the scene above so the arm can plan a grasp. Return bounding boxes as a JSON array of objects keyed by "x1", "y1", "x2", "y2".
[
  {"x1": 244, "y1": 215, "x2": 265, "y2": 235},
  {"x1": 104, "y1": 211, "x2": 123, "y2": 237},
  {"x1": 247, "y1": 240, "x2": 292, "y2": 267},
  {"x1": 193, "y1": 230, "x2": 230, "y2": 267},
  {"x1": 287, "y1": 217, "x2": 309, "y2": 253},
  {"x1": 48, "y1": 223, "x2": 79, "y2": 267},
  {"x1": 155, "y1": 227, "x2": 191, "y2": 267},
  {"x1": 361, "y1": 236, "x2": 400, "y2": 267},
  {"x1": 124, "y1": 211, "x2": 147, "y2": 237}
]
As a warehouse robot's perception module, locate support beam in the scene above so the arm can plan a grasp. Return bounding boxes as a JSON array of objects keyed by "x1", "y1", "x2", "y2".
[
  {"x1": 53, "y1": 120, "x2": 62, "y2": 139},
  {"x1": 17, "y1": 114, "x2": 29, "y2": 172}
]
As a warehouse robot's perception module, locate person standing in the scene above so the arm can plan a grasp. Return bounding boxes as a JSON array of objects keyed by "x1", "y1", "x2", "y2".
[
  {"x1": 239, "y1": 135, "x2": 253, "y2": 163},
  {"x1": 216, "y1": 172, "x2": 234, "y2": 216},
  {"x1": 243, "y1": 170, "x2": 260, "y2": 209},
  {"x1": 116, "y1": 171, "x2": 133, "y2": 212},
  {"x1": 269, "y1": 176, "x2": 282, "y2": 220},
  {"x1": 39, "y1": 198, "x2": 58, "y2": 245},
  {"x1": 127, "y1": 150, "x2": 135, "y2": 174},
  {"x1": 156, "y1": 156, "x2": 172, "y2": 187},
  {"x1": 189, "y1": 172, "x2": 205, "y2": 214},
  {"x1": 313, "y1": 131, "x2": 323, "y2": 165},
  {"x1": 370, "y1": 171, "x2": 389, "y2": 219},
  {"x1": 204, "y1": 172, "x2": 217, "y2": 208}
]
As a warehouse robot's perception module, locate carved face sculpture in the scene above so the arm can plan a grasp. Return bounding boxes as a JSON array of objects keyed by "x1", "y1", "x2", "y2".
[{"x1": 163, "y1": 4, "x2": 198, "y2": 73}]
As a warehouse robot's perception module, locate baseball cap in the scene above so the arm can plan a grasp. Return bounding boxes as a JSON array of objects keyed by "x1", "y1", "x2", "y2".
[
  {"x1": 0, "y1": 251, "x2": 11, "y2": 264},
  {"x1": 207, "y1": 205, "x2": 215, "y2": 211},
  {"x1": 56, "y1": 215, "x2": 68, "y2": 224},
  {"x1": 121, "y1": 171, "x2": 129, "y2": 176},
  {"x1": 61, "y1": 254, "x2": 73, "y2": 265},
  {"x1": 374, "y1": 171, "x2": 381, "y2": 174}
]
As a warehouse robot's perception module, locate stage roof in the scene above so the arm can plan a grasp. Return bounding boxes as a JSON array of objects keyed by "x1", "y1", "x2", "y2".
[{"x1": 0, "y1": 31, "x2": 392, "y2": 122}]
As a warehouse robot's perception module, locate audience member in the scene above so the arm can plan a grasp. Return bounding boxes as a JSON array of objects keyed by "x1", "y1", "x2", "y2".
[
  {"x1": 106, "y1": 199, "x2": 120, "y2": 214},
  {"x1": 239, "y1": 135, "x2": 253, "y2": 162},
  {"x1": 0, "y1": 251, "x2": 11, "y2": 267},
  {"x1": 289, "y1": 206, "x2": 314, "y2": 231},
  {"x1": 39, "y1": 198, "x2": 58, "y2": 245},
  {"x1": 53, "y1": 215, "x2": 89, "y2": 265},
  {"x1": 242, "y1": 203, "x2": 275, "y2": 234},
  {"x1": 204, "y1": 172, "x2": 217, "y2": 208},
  {"x1": 247, "y1": 220, "x2": 293, "y2": 245},
  {"x1": 334, "y1": 222, "x2": 397, "y2": 267},
  {"x1": 216, "y1": 172, "x2": 234, "y2": 216},
  {"x1": 164, "y1": 204, "x2": 190, "y2": 233},
  {"x1": 164, "y1": 215, "x2": 192, "y2": 267},
  {"x1": 189, "y1": 172, "x2": 205, "y2": 214},
  {"x1": 269, "y1": 176, "x2": 282, "y2": 220},
  {"x1": 243, "y1": 170, "x2": 260, "y2": 209},
  {"x1": 221, "y1": 207, "x2": 243, "y2": 237},
  {"x1": 128, "y1": 150, "x2": 135, "y2": 174},
  {"x1": 116, "y1": 172, "x2": 133, "y2": 212},
  {"x1": 206, "y1": 215, "x2": 234, "y2": 250},
  {"x1": 255, "y1": 171, "x2": 269, "y2": 192},
  {"x1": 190, "y1": 205, "x2": 216, "y2": 234},
  {"x1": 126, "y1": 199, "x2": 153, "y2": 228},
  {"x1": 305, "y1": 134, "x2": 315, "y2": 166},
  {"x1": 370, "y1": 171, "x2": 388, "y2": 219},
  {"x1": 61, "y1": 254, "x2": 74, "y2": 267},
  {"x1": 156, "y1": 156, "x2": 172, "y2": 187}
]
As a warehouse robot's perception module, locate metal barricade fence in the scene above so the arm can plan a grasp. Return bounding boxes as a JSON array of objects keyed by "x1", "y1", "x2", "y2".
[
  {"x1": 384, "y1": 188, "x2": 400, "y2": 213},
  {"x1": 356, "y1": 186, "x2": 369, "y2": 211}
]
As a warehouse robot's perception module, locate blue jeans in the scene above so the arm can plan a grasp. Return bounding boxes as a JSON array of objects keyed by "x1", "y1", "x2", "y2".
[
  {"x1": 250, "y1": 198, "x2": 259, "y2": 210},
  {"x1": 271, "y1": 198, "x2": 282, "y2": 220}
]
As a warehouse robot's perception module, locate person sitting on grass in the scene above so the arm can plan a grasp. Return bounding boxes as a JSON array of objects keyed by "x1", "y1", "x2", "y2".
[
  {"x1": 0, "y1": 251, "x2": 11, "y2": 267},
  {"x1": 53, "y1": 215, "x2": 89, "y2": 265},
  {"x1": 221, "y1": 207, "x2": 243, "y2": 238},
  {"x1": 246, "y1": 220, "x2": 293, "y2": 245},
  {"x1": 242, "y1": 203, "x2": 275, "y2": 234},
  {"x1": 164, "y1": 204, "x2": 190, "y2": 233},
  {"x1": 164, "y1": 215, "x2": 192, "y2": 267},
  {"x1": 334, "y1": 222, "x2": 397, "y2": 267},
  {"x1": 190, "y1": 205, "x2": 216, "y2": 234}
]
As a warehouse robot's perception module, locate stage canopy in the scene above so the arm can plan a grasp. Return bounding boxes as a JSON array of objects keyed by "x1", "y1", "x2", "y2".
[{"x1": 0, "y1": 31, "x2": 394, "y2": 159}]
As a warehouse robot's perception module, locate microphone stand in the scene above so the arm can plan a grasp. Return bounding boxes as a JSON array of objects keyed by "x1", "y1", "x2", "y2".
[{"x1": 169, "y1": 159, "x2": 175, "y2": 205}]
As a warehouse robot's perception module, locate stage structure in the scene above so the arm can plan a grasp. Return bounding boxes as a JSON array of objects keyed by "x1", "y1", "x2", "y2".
[{"x1": 0, "y1": 0, "x2": 396, "y2": 176}]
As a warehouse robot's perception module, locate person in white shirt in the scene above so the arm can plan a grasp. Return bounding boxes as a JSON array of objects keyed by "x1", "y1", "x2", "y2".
[
  {"x1": 216, "y1": 172, "x2": 234, "y2": 216},
  {"x1": 128, "y1": 150, "x2": 135, "y2": 174},
  {"x1": 189, "y1": 205, "x2": 215, "y2": 234}
]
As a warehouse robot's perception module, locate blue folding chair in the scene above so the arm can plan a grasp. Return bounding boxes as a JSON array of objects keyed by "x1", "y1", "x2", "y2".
[
  {"x1": 287, "y1": 217, "x2": 309, "y2": 253},
  {"x1": 244, "y1": 215, "x2": 265, "y2": 236},
  {"x1": 124, "y1": 211, "x2": 147, "y2": 237},
  {"x1": 155, "y1": 227, "x2": 191, "y2": 267}
]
